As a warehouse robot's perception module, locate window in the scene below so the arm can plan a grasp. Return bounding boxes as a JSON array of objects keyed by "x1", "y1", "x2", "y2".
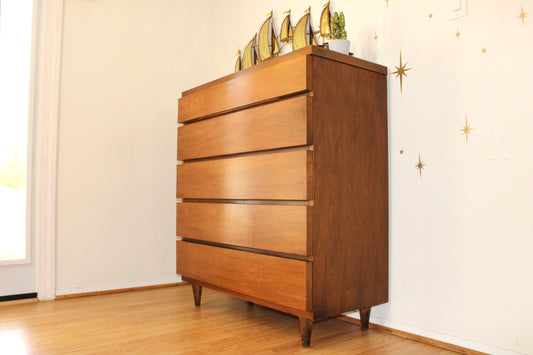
[{"x1": 0, "y1": 0, "x2": 35, "y2": 264}]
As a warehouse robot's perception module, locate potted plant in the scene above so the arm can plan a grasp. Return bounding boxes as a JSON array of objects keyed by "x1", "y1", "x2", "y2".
[{"x1": 327, "y1": 12, "x2": 350, "y2": 55}]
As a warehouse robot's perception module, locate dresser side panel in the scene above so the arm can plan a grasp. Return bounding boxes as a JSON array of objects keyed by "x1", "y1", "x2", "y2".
[{"x1": 311, "y1": 56, "x2": 389, "y2": 315}]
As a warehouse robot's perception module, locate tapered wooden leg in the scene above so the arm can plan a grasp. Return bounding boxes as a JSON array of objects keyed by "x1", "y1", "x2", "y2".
[
  {"x1": 360, "y1": 307, "x2": 371, "y2": 330},
  {"x1": 298, "y1": 317, "x2": 313, "y2": 348},
  {"x1": 191, "y1": 283, "x2": 202, "y2": 307}
]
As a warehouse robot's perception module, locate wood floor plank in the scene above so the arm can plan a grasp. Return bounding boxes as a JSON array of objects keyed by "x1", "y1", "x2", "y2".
[{"x1": 0, "y1": 286, "x2": 459, "y2": 354}]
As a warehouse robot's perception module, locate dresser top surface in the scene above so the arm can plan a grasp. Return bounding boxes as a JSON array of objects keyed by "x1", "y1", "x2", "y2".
[{"x1": 181, "y1": 46, "x2": 388, "y2": 97}]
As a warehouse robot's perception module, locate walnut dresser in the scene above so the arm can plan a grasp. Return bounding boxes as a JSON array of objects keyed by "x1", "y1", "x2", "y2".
[{"x1": 176, "y1": 45, "x2": 388, "y2": 347}]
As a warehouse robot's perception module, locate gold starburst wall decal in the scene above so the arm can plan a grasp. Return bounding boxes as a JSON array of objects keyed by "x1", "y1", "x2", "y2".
[
  {"x1": 455, "y1": 28, "x2": 461, "y2": 40},
  {"x1": 461, "y1": 116, "x2": 473, "y2": 143},
  {"x1": 415, "y1": 154, "x2": 425, "y2": 177},
  {"x1": 400, "y1": 149, "x2": 404, "y2": 155},
  {"x1": 428, "y1": 13, "x2": 433, "y2": 19},
  {"x1": 481, "y1": 48, "x2": 487, "y2": 53},
  {"x1": 392, "y1": 52, "x2": 412, "y2": 93},
  {"x1": 518, "y1": 4, "x2": 528, "y2": 25},
  {"x1": 374, "y1": 33, "x2": 378, "y2": 42}
]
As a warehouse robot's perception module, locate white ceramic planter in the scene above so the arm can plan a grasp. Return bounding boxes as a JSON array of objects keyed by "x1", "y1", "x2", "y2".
[{"x1": 327, "y1": 39, "x2": 351, "y2": 55}]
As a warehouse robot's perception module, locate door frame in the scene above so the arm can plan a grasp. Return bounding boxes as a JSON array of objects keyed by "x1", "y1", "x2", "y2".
[{"x1": 33, "y1": 0, "x2": 64, "y2": 301}]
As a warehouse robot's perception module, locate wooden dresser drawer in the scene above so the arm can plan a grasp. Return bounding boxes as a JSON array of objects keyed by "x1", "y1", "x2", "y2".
[
  {"x1": 178, "y1": 95, "x2": 309, "y2": 160},
  {"x1": 176, "y1": 240, "x2": 309, "y2": 311},
  {"x1": 176, "y1": 150, "x2": 313, "y2": 200},
  {"x1": 178, "y1": 54, "x2": 309, "y2": 122},
  {"x1": 177, "y1": 202, "x2": 310, "y2": 255}
]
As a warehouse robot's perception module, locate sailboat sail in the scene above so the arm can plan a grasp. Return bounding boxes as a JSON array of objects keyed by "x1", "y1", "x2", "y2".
[
  {"x1": 292, "y1": 13, "x2": 309, "y2": 51},
  {"x1": 235, "y1": 6, "x2": 326, "y2": 71},
  {"x1": 280, "y1": 11, "x2": 292, "y2": 43},
  {"x1": 272, "y1": 30, "x2": 280, "y2": 55},
  {"x1": 254, "y1": 45, "x2": 259, "y2": 65},
  {"x1": 294, "y1": 6, "x2": 319, "y2": 50},
  {"x1": 320, "y1": 1, "x2": 331, "y2": 41},
  {"x1": 258, "y1": 14, "x2": 273, "y2": 62},
  {"x1": 235, "y1": 50, "x2": 242, "y2": 72},
  {"x1": 258, "y1": 11, "x2": 281, "y2": 61},
  {"x1": 306, "y1": 6, "x2": 319, "y2": 46},
  {"x1": 242, "y1": 38, "x2": 255, "y2": 69}
]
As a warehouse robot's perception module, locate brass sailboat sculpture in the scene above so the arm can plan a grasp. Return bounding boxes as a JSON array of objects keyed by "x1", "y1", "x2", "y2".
[
  {"x1": 257, "y1": 11, "x2": 281, "y2": 62},
  {"x1": 272, "y1": 28, "x2": 280, "y2": 56},
  {"x1": 293, "y1": 7, "x2": 318, "y2": 51},
  {"x1": 319, "y1": 1, "x2": 331, "y2": 42},
  {"x1": 308, "y1": 7, "x2": 318, "y2": 46},
  {"x1": 235, "y1": 50, "x2": 242, "y2": 73},
  {"x1": 242, "y1": 37, "x2": 256, "y2": 70},
  {"x1": 279, "y1": 10, "x2": 293, "y2": 44},
  {"x1": 235, "y1": 3, "x2": 335, "y2": 72}
]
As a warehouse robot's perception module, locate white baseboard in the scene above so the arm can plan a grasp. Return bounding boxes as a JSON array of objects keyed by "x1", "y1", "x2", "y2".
[
  {"x1": 345, "y1": 312, "x2": 521, "y2": 355},
  {"x1": 55, "y1": 276, "x2": 182, "y2": 296}
]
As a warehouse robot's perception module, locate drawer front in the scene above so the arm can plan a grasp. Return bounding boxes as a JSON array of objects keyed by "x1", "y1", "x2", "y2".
[
  {"x1": 176, "y1": 150, "x2": 312, "y2": 200},
  {"x1": 176, "y1": 240, "x2": 309, "y2": 311},
  {"x1": 178, "y1": 55, "x2": 308, "y2": 123},
  {"x1": 177, "y1": 202, "x2": 310, "y2": 255},
  {"x1": 178, "y1": 95, "x2": 309, "y2": 160}
]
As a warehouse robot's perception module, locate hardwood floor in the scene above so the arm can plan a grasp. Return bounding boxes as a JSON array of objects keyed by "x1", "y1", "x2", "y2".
[{"x1": 0, "y1": 286, "x2": 457, "y2": 354}]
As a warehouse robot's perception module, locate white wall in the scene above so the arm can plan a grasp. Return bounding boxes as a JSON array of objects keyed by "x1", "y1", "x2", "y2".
[
  {"x1": 56, "y1": 0, "x2": 214, "y2": 295},
  {"x1": 206, "y1": 1, "x2": 532, "y2": 354},
  {"x1": 56, "y1": 0, "x2": 533, "y2": 354}
]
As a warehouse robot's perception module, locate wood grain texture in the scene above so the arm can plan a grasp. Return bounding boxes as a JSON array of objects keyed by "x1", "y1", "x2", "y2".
[
  {"x1": 178, "y1": 55, "x2": 308, "y2": 122},
  {"x1": 336, "y1": 315, "x2": 486, "y2": 355},
  {"x1": 0, "y1": 298, "x2": 37, "y2": 306},
  {"x1": 176, "y1": 240, "x2": 309, "y2": 311},
  {"x1": 310, "y1": 55, "x2": 389, "y2": 316},
  {"x1": 309, "y1": 46, "x2": 388, "y2": 75},
  {"x1": 176, "y1": 150, "x2": 312, "y2": 200},
  {"x1": 360, "y1": 308, "x2": 371, "y2": 330},
  {"x1": 298, "y1": 317, "x2": 313, "y2": 348},
  {"x1": 174, "y1": 47, "x2": 389, "y2": 347},
  {"x1": 178, "y1": 46, "x2": 386, "y2": 99},
  {"x1": 0, "y1": 287, "x2": 462, "y2": 354},
  {"x1": 191, "y1": 283, "x2": 202, "y2": 307},
  {"x1": 181, "y1": 277, "x2": 316, "y2": 320},
  {"x1": 177, "y1": 202, "x2": 309, "y2": 255},
  {"x1": 178, "y1": 95, "x2": 309, "y2": 160},
  {"x1": 55, "y1": 283, "x2": 184, "y2": 300}
]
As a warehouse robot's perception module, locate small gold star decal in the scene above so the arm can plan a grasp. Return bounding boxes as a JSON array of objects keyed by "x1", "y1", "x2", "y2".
[
  {"x1": 400, "y1": 149, "x2": 404, "y2": 155},
  {"x1": 518, "y1": 4, "x2": 528, "y2": 25},
  {"x1": 460, "y1": 116, "x2": 473, "y2": 143},
  {"x1": 374, "y1": 33, "x2": 378, "y2": 42},
  {"x1": 481, "y1": 48, "x2": 487, "y2": 53},
  {"x1": 455, "y1": 28, "x2": 461, "y2": 40},
  {"x1": 428, "y1": 13, "x2": 433, "y2": 19},
  {"x1": 392, "y1": 51, "x2": 412, "y2": 93},
  {"x1": 415, "y1": 154, "x2": 425, "y2": 177}
]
